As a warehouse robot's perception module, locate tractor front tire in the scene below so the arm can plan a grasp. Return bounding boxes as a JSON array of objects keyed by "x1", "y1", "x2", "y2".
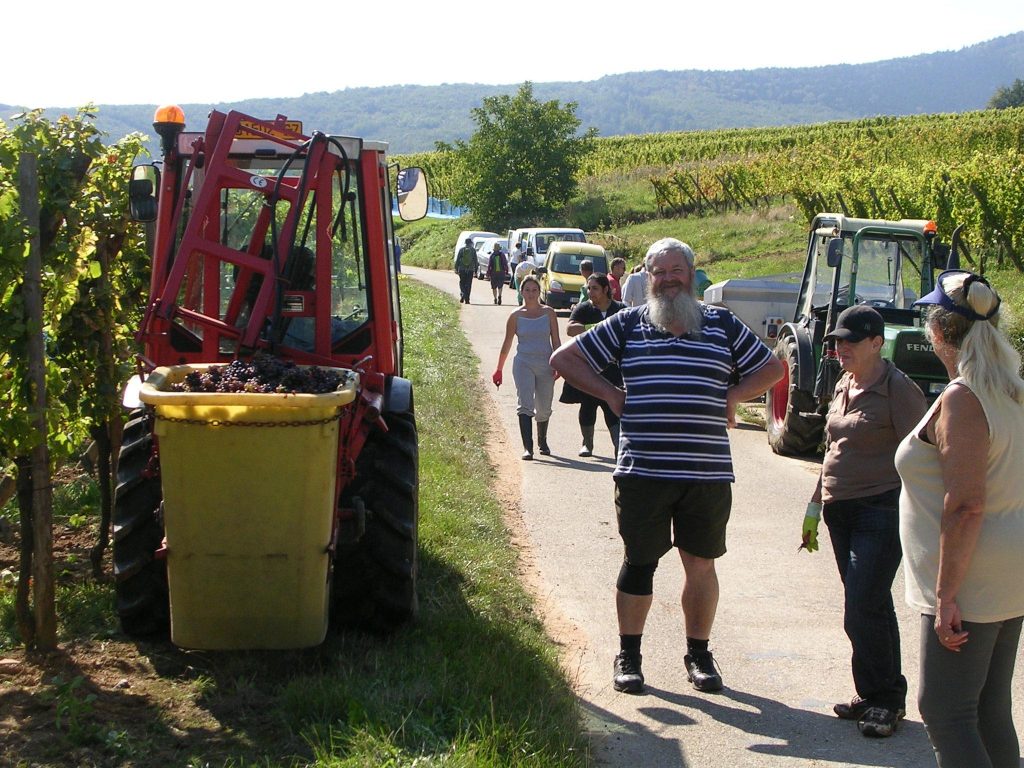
[
  {"x1": 333, "y1": 410, "x2": 419, "y2": 634},
  {"x1": 766, "y1": 335, "x2": 823, "y2": 455},
  {"x1": 112, "y1": 409, "x2": 169, "y2": 638}
]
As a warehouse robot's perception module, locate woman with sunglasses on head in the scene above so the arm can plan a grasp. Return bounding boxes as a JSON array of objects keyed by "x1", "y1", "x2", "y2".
[
  {"x1": 801, "y1": 304, "x2": 927, "y2": 738},
  {"x1": 896, "y1": 270, "x2": 1024, "y2": 768}
]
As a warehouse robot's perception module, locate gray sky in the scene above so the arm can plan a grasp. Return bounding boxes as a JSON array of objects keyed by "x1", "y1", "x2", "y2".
[{"x1": 6, "y1": 0, "x2": 1024, "y2": 107}]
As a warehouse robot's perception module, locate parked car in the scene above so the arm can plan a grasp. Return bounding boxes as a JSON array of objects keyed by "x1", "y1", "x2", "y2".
[
  {"x1": 453, "y1": 230, "x2": 499, "y2": 266},
  {"x1": 536, "y1": 242, "x2": 608, "y2": 309},
  {"x1": 474, "y1": 236, "x2": 511, "y2": 279},
  {"x1": 510, "y1": 227, "x2": 587, "y2": 267}
]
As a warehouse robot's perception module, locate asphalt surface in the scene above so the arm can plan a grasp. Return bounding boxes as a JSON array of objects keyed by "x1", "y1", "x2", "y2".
[{"x1": 403, "y1": 266, "x2": 1024, "y2": 768}]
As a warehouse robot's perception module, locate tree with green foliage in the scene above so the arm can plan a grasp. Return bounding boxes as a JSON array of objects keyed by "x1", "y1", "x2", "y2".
[
  {"x1": 988, "y1": 79, "x2": 1024, "y2": 109},
  {"x1": 0, "y1": 108, "x2": 150, "y2": 647},
  {"x1": 443, "y1": 82, "x2": 596, "y2": 228}
]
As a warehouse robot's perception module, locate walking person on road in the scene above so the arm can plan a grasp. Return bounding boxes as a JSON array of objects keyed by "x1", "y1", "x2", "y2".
[
  {"x1": 577, "y1": 259, "x2": 595, "y2": 304},
  {"x1": 800, "y1": 305, "x2": 927, "y2": 738},
  {"x1": 621, "y1": 263, "x2": 648, "y2": 307},
  {"x1": 513, "y1": 250, "x2": 535, "y2": 305},
  {"x1": 493, "y1": 275, "x2": 562, "y2": 460},
  {"x1": 895, "y1": 270, "x2": 1024, "y2": 768},
  {"x1": 560, "y1": 273, "x2": 625, "y2": 458},
  {"x1": 454, "y1": 238, "x2": 477, "y2": 304},
  {"x1": 608, "y1": 257, "x2": 627, "y2": 301},
  {"x1": 486, "y1": 242, "x2": 510, "y2": 305},
  {"x1": 550, "y1": 237, "x2": 783, "y2": 695}
]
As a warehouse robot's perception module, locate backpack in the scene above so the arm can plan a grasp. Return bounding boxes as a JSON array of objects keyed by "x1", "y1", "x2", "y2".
[{"x1": 457, "y1": 246, "x2": 476, "y2": 271}]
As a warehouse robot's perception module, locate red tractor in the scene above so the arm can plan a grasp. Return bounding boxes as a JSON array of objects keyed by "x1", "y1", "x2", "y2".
[{"x1": 116, "y1": 107, "x2": 427, "y2": 645}]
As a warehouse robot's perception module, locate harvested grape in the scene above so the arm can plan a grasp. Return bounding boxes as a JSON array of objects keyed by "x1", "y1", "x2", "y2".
[{"x1": 170, "y1": 354, "x2": 343, "y2": 394}]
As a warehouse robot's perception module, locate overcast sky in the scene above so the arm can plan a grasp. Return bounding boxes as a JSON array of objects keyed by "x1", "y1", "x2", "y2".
[{"x1": 6, "y1": 0, "x2": 1024, "y2": 108}]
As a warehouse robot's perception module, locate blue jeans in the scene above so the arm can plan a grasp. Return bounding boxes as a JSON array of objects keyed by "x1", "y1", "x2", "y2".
[{"x1": 824, "y1": 488, "x2": 907, "y2": 711}]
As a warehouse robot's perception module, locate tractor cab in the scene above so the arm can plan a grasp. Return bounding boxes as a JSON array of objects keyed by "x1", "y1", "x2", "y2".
[
  {"x1": 765, "y1": 214, "x2": 952, "y2": 455},
  {"x1": 130, "y1": 108, "x2": 426, "y2": 377}
]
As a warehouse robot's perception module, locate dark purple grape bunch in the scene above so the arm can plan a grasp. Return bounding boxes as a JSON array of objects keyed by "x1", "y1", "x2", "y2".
[{"x1": 170, "y1": 354, "x2": 342, "y2": 394}]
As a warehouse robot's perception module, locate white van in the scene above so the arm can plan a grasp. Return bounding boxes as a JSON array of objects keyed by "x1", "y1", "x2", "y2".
[{"x1": 512, "y1": 227, "x2": 587, "y2": 266}]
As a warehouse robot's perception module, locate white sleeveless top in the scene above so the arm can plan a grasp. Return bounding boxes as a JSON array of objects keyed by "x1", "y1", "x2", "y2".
[{"x1": 895, "y1": 378, "x2": 1024, "y2": 622}]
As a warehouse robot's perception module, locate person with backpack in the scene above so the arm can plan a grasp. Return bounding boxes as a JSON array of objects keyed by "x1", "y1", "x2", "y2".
[
  {"x1": 486, "y1": 242, "x2": 510, "y2": 305},
  {"x1": 454, "y1": 237, "x2": 477, "y2": 304}
]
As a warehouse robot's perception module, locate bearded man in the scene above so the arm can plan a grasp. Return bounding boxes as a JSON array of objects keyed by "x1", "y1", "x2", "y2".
[{"x1": 549, "y1": 237, "x2": 783, "y2": 696}]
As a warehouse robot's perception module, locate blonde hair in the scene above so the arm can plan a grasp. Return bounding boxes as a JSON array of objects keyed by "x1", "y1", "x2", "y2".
[{"x1": 924, "y1": 272, "x2": 1024, "y2": 405}]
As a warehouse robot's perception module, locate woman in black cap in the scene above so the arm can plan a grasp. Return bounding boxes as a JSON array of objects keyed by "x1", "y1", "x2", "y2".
[
  {"x1": 800, "y1": 304, "x2": 927, "y2": 738},
  {"x1": 896, "y1": 270, "x2": 1024, "y2": 767}
]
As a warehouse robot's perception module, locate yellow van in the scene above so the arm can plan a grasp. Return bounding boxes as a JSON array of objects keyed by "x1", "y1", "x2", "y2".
[{"x1": 537, "y1": 242, "x2": 608, "y2": 309}]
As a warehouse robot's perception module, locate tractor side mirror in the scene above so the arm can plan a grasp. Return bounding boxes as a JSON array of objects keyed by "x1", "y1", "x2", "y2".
[
  {"x1": 395, "y1": 166, "x2": 428, "y2": 221},
  {"x1": 826, "y1": 238, "x2": 844, "y2": 268},
  {"x1": 945, "y1": 224, "x2": 965, "y2": 270},
  {"x1": 129, "y1": 164, "x2": 160, "y2": 222}
]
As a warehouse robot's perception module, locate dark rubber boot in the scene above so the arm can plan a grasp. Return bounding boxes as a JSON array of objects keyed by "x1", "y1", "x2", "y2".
[
  {"x1": 610, "y1": 423, "x2": 620, "y2": 458},
  {"x1": 518, "y1": 414, "x2": 534, "y2": 460},
  {"x1": 537, "y1": 420, "x2": 551, "y2": 455},
  {"x1": 578, "y1": 424, "x2": 595, "y2": 457}
]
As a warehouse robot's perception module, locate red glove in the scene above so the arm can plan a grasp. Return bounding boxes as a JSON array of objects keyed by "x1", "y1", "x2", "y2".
[{"x1": 492, "y1": 370, "x2": 502, "y2": 388}]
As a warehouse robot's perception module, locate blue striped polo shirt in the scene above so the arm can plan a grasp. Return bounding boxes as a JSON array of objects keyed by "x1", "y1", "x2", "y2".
[{"x1": 575, "y1": 304, "x2": 773, "y2": 481}]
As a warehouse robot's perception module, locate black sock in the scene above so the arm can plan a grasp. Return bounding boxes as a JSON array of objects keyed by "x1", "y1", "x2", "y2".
[
  {"x1": 620, "y1": 634, "x2": 642, "y2": 654},
  {"x1": 686, "y1": 637, "x2": 709, "y2": 656}
]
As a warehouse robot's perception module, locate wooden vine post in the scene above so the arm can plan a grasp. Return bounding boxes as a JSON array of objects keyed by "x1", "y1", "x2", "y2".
[{"x1": 18, "y1": 153, "x2": 57, "y2": 650}]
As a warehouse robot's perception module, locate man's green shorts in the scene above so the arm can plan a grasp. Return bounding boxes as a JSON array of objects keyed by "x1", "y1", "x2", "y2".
[{"x1": 614, "y1": 476, "x2": 732, "y2": 563}]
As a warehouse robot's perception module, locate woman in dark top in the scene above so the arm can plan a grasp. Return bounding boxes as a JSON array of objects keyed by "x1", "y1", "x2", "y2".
[
  {"x1": 561, "y1": 274, "x2": 626, "y2": 457},
  {"x1": 800, "y1": 305, "x2": 927, "y2": 738}
]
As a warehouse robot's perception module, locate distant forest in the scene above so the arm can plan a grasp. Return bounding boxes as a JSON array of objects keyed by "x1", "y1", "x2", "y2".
[{"x1": 4, "y1": 32, "x2": 1023, "y2": 155}]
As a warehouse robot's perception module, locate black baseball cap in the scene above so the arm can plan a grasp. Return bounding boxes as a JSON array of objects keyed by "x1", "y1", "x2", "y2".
[{"x1": 825, "y1": 305, "x2": 885, "y2": 342}]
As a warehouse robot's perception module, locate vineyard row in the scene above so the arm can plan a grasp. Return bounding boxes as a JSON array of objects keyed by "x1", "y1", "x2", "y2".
[{"x1": 399, "y1": 107, "x2": 1024, "y2": 271}]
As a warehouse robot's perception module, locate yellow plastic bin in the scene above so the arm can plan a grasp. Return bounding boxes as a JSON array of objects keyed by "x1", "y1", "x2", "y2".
[{"x1": 140, "y1": 364, "x2": 357, "y2": 650}]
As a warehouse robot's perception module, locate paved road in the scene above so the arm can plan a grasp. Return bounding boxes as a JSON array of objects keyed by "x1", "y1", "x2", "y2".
[{"x1": 403, "y1": 266, "x2": 1024, "y2": 768}]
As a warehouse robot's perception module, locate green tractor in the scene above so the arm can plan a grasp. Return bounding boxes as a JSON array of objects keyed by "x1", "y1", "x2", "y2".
[{"x1": 765, "y1": 213, "x2": 955, "y2": 455}]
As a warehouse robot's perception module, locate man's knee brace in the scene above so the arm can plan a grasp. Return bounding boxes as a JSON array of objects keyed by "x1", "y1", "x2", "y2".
[{"x1": 616, "y1": 560, "x2": 658, "y2": 596}]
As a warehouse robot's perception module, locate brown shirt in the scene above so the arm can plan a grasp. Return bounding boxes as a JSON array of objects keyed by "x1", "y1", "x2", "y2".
[{"x1": 819, "y1": 359, "x2": 927, "y2": 503}]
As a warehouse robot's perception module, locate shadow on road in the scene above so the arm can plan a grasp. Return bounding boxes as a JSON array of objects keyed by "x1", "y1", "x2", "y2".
[
  {"x1": 644, "y1": 684, "x2": 931, "y2": 767},
  {"x1": 531, "y1": 455, "x2": 616, "y2": 473},
  {"x1": 579, "y1": 698, "x2": 692, "y2": 767}
]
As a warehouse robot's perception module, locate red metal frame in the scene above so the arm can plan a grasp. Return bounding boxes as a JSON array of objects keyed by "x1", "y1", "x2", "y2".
[{"x1": 139, "y1": 109, "x2": 402, "y2": 509}]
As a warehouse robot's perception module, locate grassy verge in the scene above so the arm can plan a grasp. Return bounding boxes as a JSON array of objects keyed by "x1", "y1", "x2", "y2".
[{"x1": 0, "y1": 278, "x2": 587, "y2": 767}]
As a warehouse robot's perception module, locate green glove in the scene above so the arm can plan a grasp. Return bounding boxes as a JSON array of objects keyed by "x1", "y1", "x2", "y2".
[{"x1": 801, "y1": 502, "x2": 822, "y2": 553}]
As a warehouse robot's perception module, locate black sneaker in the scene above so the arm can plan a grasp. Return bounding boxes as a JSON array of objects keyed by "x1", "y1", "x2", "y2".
[
  {"x1": 858, "y1": 706, "x2": 905, "y2": 738},
  {"x1": 833, "y1": 696, "x2": 871, "y2": 720},
  {"x1": 613, "y1": 651, "x2": 644, "y2": 693},
  {"x1": 684, "y1": 651, "x2": 723, "y2": 692}
]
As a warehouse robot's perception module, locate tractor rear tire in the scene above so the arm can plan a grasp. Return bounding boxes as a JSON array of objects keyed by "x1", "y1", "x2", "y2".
[
  {"x1": 332, "y1": 410, "x2": 419, "y2": 634},
  {"x1": 112, "y1": 409, "x2": 170, "y2": 638},
  {"x1": 766, "y1": 335, "x2": 823, "y2": 455}
]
